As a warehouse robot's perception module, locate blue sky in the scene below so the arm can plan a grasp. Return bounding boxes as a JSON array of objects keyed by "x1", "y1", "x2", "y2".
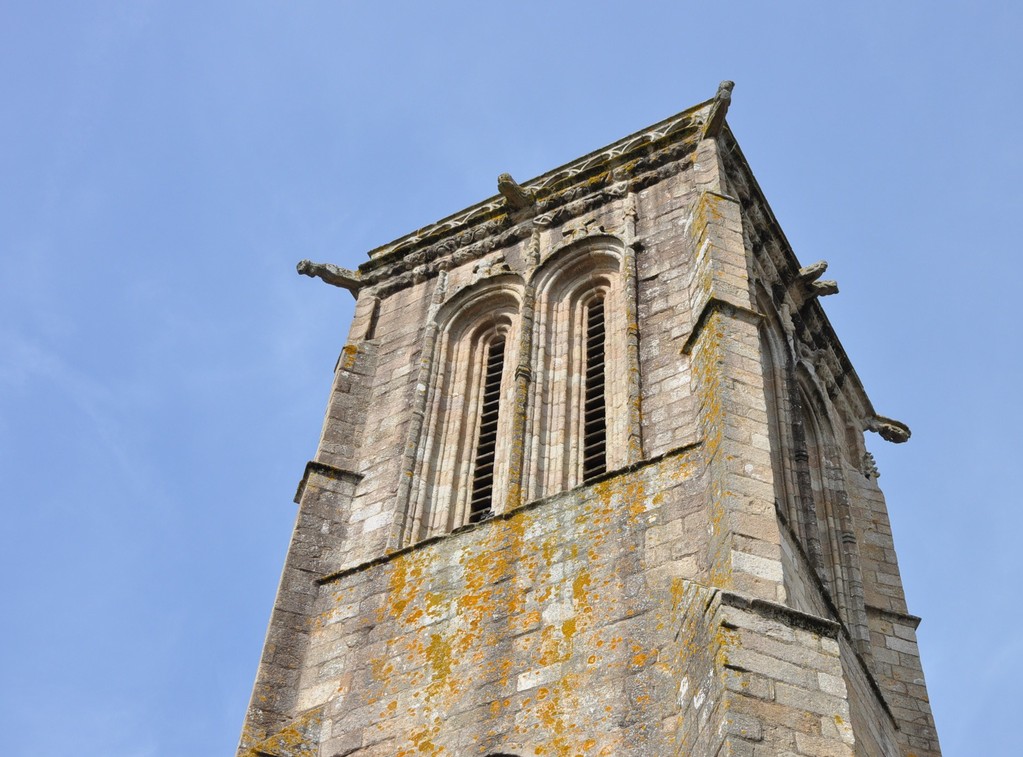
[{"x1": 1, "y1": 2, "x2": 1019, "y2": 755}]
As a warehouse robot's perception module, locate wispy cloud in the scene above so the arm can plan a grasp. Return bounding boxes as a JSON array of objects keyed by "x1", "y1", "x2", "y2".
[{"x1": 0, "y1": 325, "x2": 156, "y2": 496}]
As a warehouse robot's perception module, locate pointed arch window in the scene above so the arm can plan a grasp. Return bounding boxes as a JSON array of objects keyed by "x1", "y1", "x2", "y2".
[
  {"x1": 758, "y1": 314, "x2": 800, "y2": 536},
  {"x1": 756, "y1": 306, "x2": 870, "y2": 647},
  {"x1": 798, "y1": 384, "x2": 853, "y2": 620},
  {"x1": 406, "y1": 279, "x2": 522, "y2": 541},
  {"x1": 526, "y1": 237, "x2": 631, "y2": 500}
]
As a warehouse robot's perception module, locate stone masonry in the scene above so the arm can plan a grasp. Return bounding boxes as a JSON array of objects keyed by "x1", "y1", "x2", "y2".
[{"x1": 238, "y1": 83, "x2": 941, "y2": 756}]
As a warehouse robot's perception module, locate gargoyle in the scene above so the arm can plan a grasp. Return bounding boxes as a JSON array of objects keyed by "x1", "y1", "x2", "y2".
[
  {"x1": 497, "y1": 173, "x2": 535, "y2": 211},
  {"x1": 702, "y1": 80, "x2": 735, "y2": 140},
  {"x1": 296, "y1": 260, "x2": 362, "y2": 297},
  {"x1": 867, "y1": 415, "x2": 911, "y2": 444},
  {"x1": 790, "y1": 260, "x2": 839, "y2": 308}
]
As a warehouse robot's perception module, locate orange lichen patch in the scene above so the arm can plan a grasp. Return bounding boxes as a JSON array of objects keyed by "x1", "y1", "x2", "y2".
[
  {"x1": 424, "y1": 591, "x2": 447, "y2": 616},
  {"x1": 339, "y1": 343, "x2": 359, "y2": 371},
  {"x1": 525, "y1": 674, "x2": 602, "y2": 756},
  {"x1": 571, "y1": 571, "x2": 591, "y2": 605},
  {"x1": 370, "y1": 657, "x2": 395, "y2": 682},
  {"x1": 307, "y1": 451, "x2": 722, "y2": 755},
  {"x1": 457, "y1": 587, "x2": 494, "y2": 613},
  {"x1": 714, "y1": 625, "x2": 739, "y2": 670},
  {"x1": 387, "y1": 553, "x2": 425, "y2": 620},
  {"x1": 536, "y1": 626, "x2": 571, "y2": 667},
  {"x1": 425, "y1": 633, "x2": 452, "y2": 682},
  {"x1": 542, "y1": 538, "x2": 556, "y2": 565},
  {"x1": 629, "y1": 649, "x2": 657, "y2": 670},
  {"x1": 396, "y1": 723, "x2": 444, "y2": 757},
  {"x1": 518, "y1": 609, "x2": 543, "y2": 631}
]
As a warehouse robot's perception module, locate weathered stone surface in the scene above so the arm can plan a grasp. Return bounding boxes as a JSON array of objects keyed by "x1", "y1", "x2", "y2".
[{"x1": 240, "y1": 86, "x2": 941, "y2": 756}]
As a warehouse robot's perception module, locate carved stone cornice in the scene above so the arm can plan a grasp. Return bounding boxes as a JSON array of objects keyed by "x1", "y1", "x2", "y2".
[{"x1": 356, "y1": 97, "x2": 719, "y2": 296}]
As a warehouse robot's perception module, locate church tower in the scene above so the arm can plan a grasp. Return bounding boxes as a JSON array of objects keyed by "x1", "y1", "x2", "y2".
[{"x1": 238, "y1": 84, "x2": 941, "y2": 756}]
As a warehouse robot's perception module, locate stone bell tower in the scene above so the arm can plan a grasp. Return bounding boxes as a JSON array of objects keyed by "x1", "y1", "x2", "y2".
[{"x1": 238, "y1": 83, "x2": 941, "y2": 756}]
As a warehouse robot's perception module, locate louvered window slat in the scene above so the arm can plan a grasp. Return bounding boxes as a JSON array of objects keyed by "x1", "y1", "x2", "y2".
[
  {"x1": 582, "y1": 296, "x2": 607, "y2": 482},
  {"x1": 469, "y1": 336, "x2": 505, "y2": 522}
]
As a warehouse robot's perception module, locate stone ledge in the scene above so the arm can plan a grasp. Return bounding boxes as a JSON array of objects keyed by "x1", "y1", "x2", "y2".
[
  {"x1": 716, "y1": 586, "x2": 900, "y2": 731},
  {"x1": 681, "y1": 296, "x2": 763, "y2": 355},
  {"x1": 719, "y1": 590, "x2": 841, "y2": 638},
  {"x1": 315, "y1": 439, "x2": 704, "y2": 586},
  {"x1": 294, "y1": 461, "x2": 364, "y2": 505},
  {"x1": 865, "y1": 603, "x2": 922, "y2": 629}
]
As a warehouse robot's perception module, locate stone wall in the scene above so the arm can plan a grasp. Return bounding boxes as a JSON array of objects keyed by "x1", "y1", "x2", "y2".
[
  {"x1": 242, "y1": 448, "x2": 897, "y2": 757},
  {"x1": 288, "y1": 447, "x2": 707, "y2": 756},
  {"x1": 239, "y1": 92, "x2": 941, "y2": 755}
]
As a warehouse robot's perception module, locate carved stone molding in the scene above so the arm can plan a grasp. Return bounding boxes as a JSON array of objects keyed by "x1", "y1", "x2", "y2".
[{"x1": 354, "y1": 97, "x2": 718, "y2": 294}]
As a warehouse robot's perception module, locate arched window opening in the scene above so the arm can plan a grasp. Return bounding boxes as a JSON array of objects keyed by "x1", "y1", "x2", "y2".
[
  {"x1": 405, "y1": 277, "x2": 523, "y2": 543},
  {"x1": 759, "y1": 322, "x2": 794, "y2": 528},
  {"x1": 582, "y1": 294, "x2": 607, "y2": 482},
  {"x1": 469, "y1": 335, "x2": 506, "y2": 521},
  {"x1": 526, "y1": 238, "x2": 628, "y2": 500},
  {"x1": 798, "y1": 380, "x2": 871, "y2": 650},
  {"x1": 801, "y1": 398, "x2": 836, "y2": 590}
]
